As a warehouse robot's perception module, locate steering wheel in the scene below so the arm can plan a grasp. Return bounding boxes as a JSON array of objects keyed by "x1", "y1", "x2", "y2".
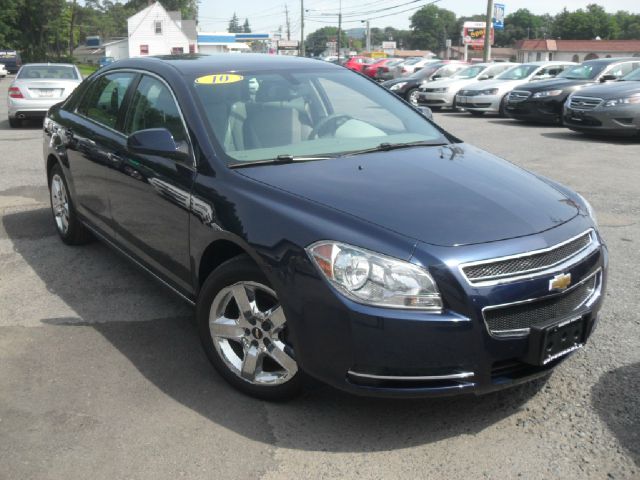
[{"x1": 308, "y1": 114, "x2": 353, "y2": 139}]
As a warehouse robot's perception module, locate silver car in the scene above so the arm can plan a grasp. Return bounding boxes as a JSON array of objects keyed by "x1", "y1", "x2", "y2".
[{"x1": 7, "y1": 63, "x2": 82, "y2": 128}]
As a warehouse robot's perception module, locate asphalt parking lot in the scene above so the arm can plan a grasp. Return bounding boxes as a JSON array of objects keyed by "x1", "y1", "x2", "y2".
[{"x1": 1, "y1": 76, "x2": 638, "y2": 480}]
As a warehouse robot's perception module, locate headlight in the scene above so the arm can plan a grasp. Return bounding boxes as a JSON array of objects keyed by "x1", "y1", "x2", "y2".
[
  {"x1": 577, "y1": 193, "x2": 598, "y2": 227},
  {"x1": 479, "y1": 88, "x2": 499, "y2": 95},
  {"x1": 532, "y1": 89, "x2": 564, "y2": 98},
  {"x1": 389, "y1": 82, "x2": 407, "y2": 91},
  {"x1": 604, "y1": 93, "x2": 640, "y2": 107},
  {"x1": 307, "y1": 241, "x2": 443, "y2": 311}
]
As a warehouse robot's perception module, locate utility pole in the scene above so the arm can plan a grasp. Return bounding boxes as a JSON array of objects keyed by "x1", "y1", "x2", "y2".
[
  {"x1": 365, "y1": 20, "x2": 371, "y2": 52},
  {"x1": 68, "y1": 0, "x2": 77, "y2": 58},
  {"x1": 300, "y1": 0, "x2": 305, "y2": 56},
  {"x1": 285, "y1": 4, "x2": 291, "y2": 40},
  {"x1": 337, "y1": 0, "x2": 342, "y2": 59},
  {"x1": 483, "y1": 0, "x2": 493, "y2": 62}
]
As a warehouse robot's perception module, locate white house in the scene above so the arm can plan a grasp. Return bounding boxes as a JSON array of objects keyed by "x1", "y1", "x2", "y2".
[
  {"x1": 515, "y1": 39, "x2": 640, "y2": 63},
  {"x1": 127, "y1": 2, "x2": 197, "y2": 58},
  {"x1": 73, "y1": 38, "x2": 129, "y2": 64}
]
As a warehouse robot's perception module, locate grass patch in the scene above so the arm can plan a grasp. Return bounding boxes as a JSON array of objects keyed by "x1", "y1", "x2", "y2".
[{"x1": 76, "y1": 63, "x2": 98, "y2": 78}]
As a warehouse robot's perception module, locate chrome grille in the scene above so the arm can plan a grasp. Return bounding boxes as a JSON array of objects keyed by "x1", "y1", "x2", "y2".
[
  {"x1": 508, "y1": 90, "x2": 531, "y2": 102},
  {"x1": 483, "y1": 271, "x2": 599, "y2": 337},
  {"x1": 461, "y1": 230, "x2": 594, "y2": 285},
  {"x1": 569, "y1": 96, "x2": 602, "y2": 110}
]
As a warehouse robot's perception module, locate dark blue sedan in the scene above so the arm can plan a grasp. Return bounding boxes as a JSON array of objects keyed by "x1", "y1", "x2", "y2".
[{"x1": 43, "y1": 54, "x2": 607, "y2": 400}]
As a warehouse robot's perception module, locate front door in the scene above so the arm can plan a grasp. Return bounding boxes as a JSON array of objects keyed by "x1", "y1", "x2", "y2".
[{"x1": 108, "y1": 74, "x2": 195, "y2": 293}]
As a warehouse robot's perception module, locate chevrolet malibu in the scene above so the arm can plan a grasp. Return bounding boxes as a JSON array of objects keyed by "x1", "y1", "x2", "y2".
[{"x1": 43, "y1": 55, "x2": 607, "y2": 400}]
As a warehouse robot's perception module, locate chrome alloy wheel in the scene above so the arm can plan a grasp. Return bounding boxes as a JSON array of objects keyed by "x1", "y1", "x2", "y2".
[
  {"x1": 51, "y1": 174, "x2": 70, "y2": 234},
  {"x1": 408, "y1": 89, "x2": 420, "y2": 105},
  {"x1": 209, "y1": 281, "x2": 298, "y2": 386}
]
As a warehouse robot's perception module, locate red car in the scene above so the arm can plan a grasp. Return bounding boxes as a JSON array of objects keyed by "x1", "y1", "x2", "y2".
[
  {"x1": 343, "y1": 56, "x2": 373, "y2": 73},
  {"x1": 362, "y1": 58, "x2": 399, "y2": 80}
]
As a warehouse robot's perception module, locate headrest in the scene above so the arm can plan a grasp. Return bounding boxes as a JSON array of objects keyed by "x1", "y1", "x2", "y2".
[{"x1": 255, "y1": 80, "x2": 292, "y2": 103}]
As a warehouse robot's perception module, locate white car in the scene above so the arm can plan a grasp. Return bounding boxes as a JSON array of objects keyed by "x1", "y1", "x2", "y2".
[
  {"x1": 0, "y1": 64, "x2": 7, "y2": 78},
  {"x1": 455, "y1": 61, "x2": 577, "y2": 116},
  {"x1": 393, "y1": 57, "x2": 439, "y2": 78},
  {"x1": 7, "y1": 63, "x2": 82, "y2": 127},
  {"x1": 418, "y1": 62, "x2": 518, "y2": 110}
]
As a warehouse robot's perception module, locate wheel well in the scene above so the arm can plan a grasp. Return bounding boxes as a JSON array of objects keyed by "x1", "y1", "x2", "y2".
[
  {"x1": 46, "y1": 154, "x2": 58, "y2": 182},
  {"x1": 198, "y1": 240, "x2": 247, "y2": 287}
]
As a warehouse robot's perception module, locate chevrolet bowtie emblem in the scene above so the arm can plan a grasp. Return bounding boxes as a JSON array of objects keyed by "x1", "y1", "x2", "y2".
[{"x1": 549, "y1": 273, "x2": 572, "y2": 291}]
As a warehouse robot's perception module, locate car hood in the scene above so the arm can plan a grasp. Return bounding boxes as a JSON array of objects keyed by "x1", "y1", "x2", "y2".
[
  {"x1": 423, "y1": 77, "x2": 477, "y2": 90},
  {"x1": 572, "y1": 80, "x2": 640, "y2": 99},
  {"x1": 236, "y1": 144, "x2": 579, "y2": 247},
  {"x1": 515, "y1": 78, "x2": 597, "y2": 93},
  {"x1": 462, "y1": 78, "x2": 525, "y2": 93}
]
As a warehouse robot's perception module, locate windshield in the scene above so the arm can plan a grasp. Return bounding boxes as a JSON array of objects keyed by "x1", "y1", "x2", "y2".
[
  {"x1": 453, "y1": 66, "x2": 484, "y2": 79},
  {"x1": 496, "y1": 64, "x2": 538, "y2": 80},
  {"x1": 18, "y1": 65, "x2": 78, "y2": 80},
  {"x1": 621, "y1": 68, "x2": 640, "y2": 81},
  {"x1": 192, "y1": 68, "x2": 448, "y2": 165},
  {"x1": 403, "y1": 57, "x2": 422, "y2": 65},
  {"x1": 558, "y1": 63, "x2": 605, "y2": 80},
  {"x1": 409, "y1": 64, "x2": 443, "y2": 80}
]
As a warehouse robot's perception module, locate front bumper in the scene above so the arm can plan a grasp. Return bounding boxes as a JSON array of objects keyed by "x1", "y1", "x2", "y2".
[
  {"x1": 506, "y1": 97, "x2": 564, "y2": 123},
  {"x1": 8, "y1": 97, "x2": 61, "y2": 118},
  {"x1": 563, "y1": 104, "x2": 640, "y2": 136},
  {"x1": 289, "y1": 220, "x2": 607, "y2": 398},
  {"x1": 418, "y1": 91, "x2": 456, "y2": 108},
  {"x1": 455, "y1": 93, "x2": 501, "y2": 113}
]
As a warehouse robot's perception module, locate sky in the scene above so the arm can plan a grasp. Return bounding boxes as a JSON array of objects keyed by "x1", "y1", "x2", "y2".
[{"x1": 197, "y1": 0, "x2": 639, "y2": 38}]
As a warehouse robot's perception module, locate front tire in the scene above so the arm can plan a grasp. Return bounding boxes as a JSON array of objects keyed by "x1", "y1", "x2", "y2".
[
  {"x1": 197, "y1": 255, "x2": 304, "y2": 401},
  {"x1": 406, "y1": 88, "x2": 420, "y2": 106},
  {"x1": 49, "y1": 163, "x2": 93, "y2": 245}
]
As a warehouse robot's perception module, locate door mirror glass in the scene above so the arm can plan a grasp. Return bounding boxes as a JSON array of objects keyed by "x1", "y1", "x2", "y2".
[
  {"x1": 416, "y1": 106, "x2": 433, "y2": 120},
  {"x1": 599, "y1": 74, "x2": 618, "y2": 82},
  {"x1": 478, "y1": 74, "x2": 492, "y2": 80},
  {"x1": 128, "y1": 128, "x2": 184, "y2": 158}
]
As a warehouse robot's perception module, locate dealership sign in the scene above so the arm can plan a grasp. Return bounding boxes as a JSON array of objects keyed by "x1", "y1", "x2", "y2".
[{"x1": 462, "y1": 21, "x2": 494, "y2": 46}]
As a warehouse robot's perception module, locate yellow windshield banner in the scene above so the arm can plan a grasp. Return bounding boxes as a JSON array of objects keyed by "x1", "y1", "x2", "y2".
[{"x1": 195, "y1": 74, "x2": 244, "y2": 85}]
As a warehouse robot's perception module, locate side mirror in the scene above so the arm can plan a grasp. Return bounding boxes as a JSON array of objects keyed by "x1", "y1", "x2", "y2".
[
  {"x1": 431, "y1": 74, "x2": 441, "y2": 80},
  {"x1": 127, "y1": 128, "x2": 184, "y2": 159},
  {"x1": 416, "y1": 106, "x2": 433, "y2": 120},
  {"x1": 599, "y1": 74, "x2": 618, "y2": 82},
  {"x1": 478, "y1": 74, "x2": 493, "y2": 80}
]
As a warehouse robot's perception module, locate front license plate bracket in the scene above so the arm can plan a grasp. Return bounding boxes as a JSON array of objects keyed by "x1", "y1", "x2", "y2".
[{"x1": 525, "y1": 316, "x2": 586, "y2": 366}]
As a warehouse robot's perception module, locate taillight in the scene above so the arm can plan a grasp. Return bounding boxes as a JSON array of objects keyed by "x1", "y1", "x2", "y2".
[{"x1": 9, "y1": 87, "x2": 23, "y2": 98}]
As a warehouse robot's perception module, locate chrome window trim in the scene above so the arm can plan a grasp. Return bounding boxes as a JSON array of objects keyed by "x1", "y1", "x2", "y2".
[
  {"x1": 347, "y1": 370, "x2": 474, "y2": 381},
  {"x1": 73, "y1": 68, "x2": 197, "y2": 170},
  {"x1": 458, "y1": 229, "x2": 597, "y2": 286},
  {"x1": 482, "y1": 268, "x2": 602, "y2": 338}
]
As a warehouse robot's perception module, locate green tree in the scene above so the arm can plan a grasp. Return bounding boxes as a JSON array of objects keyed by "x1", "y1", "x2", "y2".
[
  {"x1": 0, "y1": 0, "x2": 24, "y2": 48},
  {"x1": 228, "y1": 12, "x2": 242, "y2": 33},
  {"x1": 305, "y1": 27, "x2": 348, "y2": 56},
  {"x1": 614, "y1": 10, "x2": 640, "y2": 39},
  {"x1": 410, "y1": 5, "x2": 457, "y2": 52},
  {"x1": 553, "y1": 4, "x2": 619, "y2": 40},
  {"x1": 243, "y1": 18, "x2": 251, "y2": 33}
]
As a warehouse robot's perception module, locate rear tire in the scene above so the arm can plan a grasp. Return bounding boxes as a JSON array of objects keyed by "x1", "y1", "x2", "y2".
[
  {"x1": 48, "y1": 163, "x2": 93, "y2": 245},
  {"x1": 197, "y1": 255, "x2": 304, "y2": 401},
  {"x1": 8, "y1": 117, "x2": 20, "y2": 128}
]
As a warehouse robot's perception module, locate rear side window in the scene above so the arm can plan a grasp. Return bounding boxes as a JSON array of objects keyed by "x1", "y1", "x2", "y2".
[
  {"x1": 124, "y1": 75, "x2": 187, "y2": 143},
  {"x1": 77, "y1": 72, "x2": 135, "y2": 130}
]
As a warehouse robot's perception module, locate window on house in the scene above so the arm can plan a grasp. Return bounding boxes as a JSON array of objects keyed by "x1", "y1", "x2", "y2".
[
  {"x1": 140, "y1": 44, "x2": 149, "y2": 55},
  {"x1": 536, "y1": 52, "x2": 541, "y2": 61},
  {"x1": 155, "y1": 21, "x2": 162, "y2": 34},
  {"x1": 189, "y1": 44, "x2": 196, "y2": 54},
  {"x1": 171, "y1": 47, "x2": 184, "y2": 55}
]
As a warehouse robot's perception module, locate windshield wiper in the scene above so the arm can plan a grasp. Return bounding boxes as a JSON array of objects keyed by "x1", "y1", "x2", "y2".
[
  {"x1": 342, "y1": 141, "x2": 448, "y2": 157},
  {"x1": 229, "y1": 154, "x2": 336, "y2": 169}
]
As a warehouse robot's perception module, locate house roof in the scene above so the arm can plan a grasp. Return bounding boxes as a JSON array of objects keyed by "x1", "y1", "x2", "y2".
[{"x1": 515, "y1": 39, "x2": 640, "y2": 53}]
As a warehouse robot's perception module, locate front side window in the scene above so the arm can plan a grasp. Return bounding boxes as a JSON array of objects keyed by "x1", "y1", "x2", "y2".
[
  {"x1": 606, "y1": 62, "x2": 636, "y2": 78},
  {"x1": 77, "y1": 72, "x2": 135, "y2": 130},
  {"x1": 192, "y1": 68, "x2": 448, "y2": 165},
  {"x1": 125, "y1": 75, "x2": 188, "y2": 145}
]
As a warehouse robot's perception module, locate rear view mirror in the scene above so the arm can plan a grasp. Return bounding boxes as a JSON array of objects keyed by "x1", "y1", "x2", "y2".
[
  {"x1": 128, "y1": 128, "x2": 184, "y2": 158},
  {"x1": 416, "y1": 106, "x2": 433, "y2": 120}
]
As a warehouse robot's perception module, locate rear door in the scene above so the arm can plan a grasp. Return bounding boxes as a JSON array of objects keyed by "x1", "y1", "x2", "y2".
[
  {"x1": 64, "y1": 71, "x2": 136, "y2": 235},
  {"x1": 108, "y1": 73, "x2": 195, "y2": 292}
]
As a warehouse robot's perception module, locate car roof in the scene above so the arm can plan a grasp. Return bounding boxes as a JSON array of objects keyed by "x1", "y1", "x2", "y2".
[
  {"x1": 20, "y1": 63, "x2": 76, "y2": 67},
  {"x1": 521, "y1": 61, "x2": 578, "y2": 66},
  {"x1": 109, "y1": 54, "x2": 344, "y2": 77},
  {"x1": 580, "y1": 57, "x2": 638, "y2": 65}
]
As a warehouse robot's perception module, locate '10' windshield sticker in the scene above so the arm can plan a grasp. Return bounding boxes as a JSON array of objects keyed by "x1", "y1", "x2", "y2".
[{"x1": 195, "y1": 74, "x2": 244, "y2": 85}]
